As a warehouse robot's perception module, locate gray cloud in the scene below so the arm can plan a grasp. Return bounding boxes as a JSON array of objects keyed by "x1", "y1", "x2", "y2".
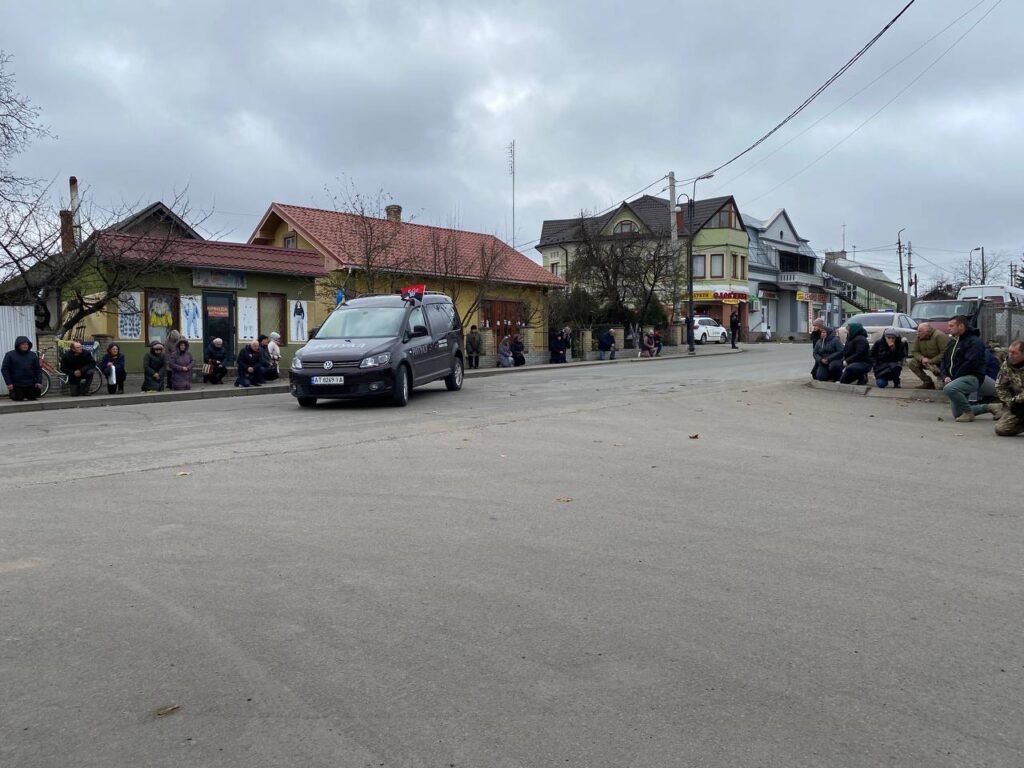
[{"x1": 6, "y1": 0, "x2": 1021, "y2": 284}]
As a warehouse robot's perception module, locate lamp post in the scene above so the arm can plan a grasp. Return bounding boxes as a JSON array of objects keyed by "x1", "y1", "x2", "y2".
[
  {"x1": 969, "y1": 247, "x2": 981, "y2": 285},
  {"x1": 686, "y1": 173, "x2": 715, "y2": 354}
]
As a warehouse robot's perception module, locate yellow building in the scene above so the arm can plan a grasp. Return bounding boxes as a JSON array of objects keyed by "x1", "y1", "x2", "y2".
[{"x1": 249, "y1": 203, "x2": 565, "y2": 351}]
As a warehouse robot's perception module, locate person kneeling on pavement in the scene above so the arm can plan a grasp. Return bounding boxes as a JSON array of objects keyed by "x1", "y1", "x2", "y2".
[
  {"x1": 236, "y1": 339, "x2": 267, "y2": 387},
  {"x1": 258, "y1": 334, "x2": 279, "y2": 381},
  {"x1": 204, "y1": 338, "x2": 228, "y2": 384},
  {"x1": 142, "y1": 340, "x2": 168, "y2": 392},
  {"x1": 811, "y1": 319, "x2": 844, "y2": 382},
  {"x1": 60, "y1": 341, "x2": 97, "y2": 396},
  {"x1": 98, "y1": 343, "x2": 127, "y2": 394},
  {"x1": 598, "y1": 328, "x2": 617, "y2": 361},
  {"x1": 871, "y1": 328, "x2": 906, "y2": 388},
  {"x1": 992, "y1": 340, "x2": 1024, "y2": 437},
  {"x1": 908, "y1": 322, "x2": 948, "y2": 389},
  {"x1": 839, "y1": 323, "x2": 871, "y2": 385},
  {"x1": 940, "y1": 314, "x2": 995, "y2": 423},
  {"x1": 2, "y1": 336, "x2": 44, "y2": 401}
]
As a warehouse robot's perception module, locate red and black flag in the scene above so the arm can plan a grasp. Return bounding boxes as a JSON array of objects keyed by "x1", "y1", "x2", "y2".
[{"x1": 400, "y1": 284, "x2": 425, "y2": 303}]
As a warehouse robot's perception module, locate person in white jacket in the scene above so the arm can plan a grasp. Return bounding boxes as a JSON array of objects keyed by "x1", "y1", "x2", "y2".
[{"x1": 268, "y1": 332, "x2": 282, "y2": 368}]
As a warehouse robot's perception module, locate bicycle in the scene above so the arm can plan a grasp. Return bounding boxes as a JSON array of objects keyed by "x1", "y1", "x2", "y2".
[{"x1": 38, "y1": 352, "x2": 105, "y2": 397}]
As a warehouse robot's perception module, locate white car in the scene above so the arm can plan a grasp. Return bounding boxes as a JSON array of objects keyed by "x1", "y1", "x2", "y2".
[{"x1": 692, "y1": 316, "x2": 728, "y2": 345}]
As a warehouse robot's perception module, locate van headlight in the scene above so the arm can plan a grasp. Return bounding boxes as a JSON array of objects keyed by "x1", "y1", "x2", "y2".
[
  {"x1": 291, "y1": 356, "x2": 303, "y2": 370},
  {"x1": 360, "y1": 352, "x2": 391, "y2": 368}
]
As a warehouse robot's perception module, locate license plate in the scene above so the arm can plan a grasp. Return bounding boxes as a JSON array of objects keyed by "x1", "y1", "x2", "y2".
[{"x1": 311, "y1": 376, "x2": 345, "y2": 385}]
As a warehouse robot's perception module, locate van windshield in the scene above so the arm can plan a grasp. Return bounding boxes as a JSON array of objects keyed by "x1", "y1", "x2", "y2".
[
  {"x1": 911, "y1": 301, "x2": 979, "y2": 321},
  {"x1": 315, "y1": 307, "x2": 406, "y2": 339}
]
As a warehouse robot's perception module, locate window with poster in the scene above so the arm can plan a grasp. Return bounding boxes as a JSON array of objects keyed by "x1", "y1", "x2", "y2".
[
  {"x1": 145, "y1": 288, "x2": 179, "y2": 344},
  {"x1": 258, "y1": 293, "x2": 286, "y2": 344}
]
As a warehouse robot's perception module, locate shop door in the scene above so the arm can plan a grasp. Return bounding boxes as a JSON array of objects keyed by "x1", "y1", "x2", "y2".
[{"x1": 203, "y1": 291, "x2": 235, "y2": 359}]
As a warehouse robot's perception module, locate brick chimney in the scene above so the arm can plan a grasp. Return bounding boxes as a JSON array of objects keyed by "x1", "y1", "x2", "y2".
[
  {"x1": 385, "y1": 204, "x2": 402, "y2": 223},
  {"x1": 59, "y1": 210, "x2": 75, "y2": 254}
]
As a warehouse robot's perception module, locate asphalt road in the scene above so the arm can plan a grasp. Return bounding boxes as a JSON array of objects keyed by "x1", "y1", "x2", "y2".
[{"x1": 2, "y1": 345, "x2": 1021, "y2": 768}]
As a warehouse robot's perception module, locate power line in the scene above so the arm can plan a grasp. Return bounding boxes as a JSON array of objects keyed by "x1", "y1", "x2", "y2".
[
  {"x1": 711, "y1": 0, "x2": 988, "y2": 194},
  {"x1": 701, "y1": 0, "x2": 917, "y2": 179},
  {"x1": 743, "y1": 0, "x2": 1001, "y2": 206}
]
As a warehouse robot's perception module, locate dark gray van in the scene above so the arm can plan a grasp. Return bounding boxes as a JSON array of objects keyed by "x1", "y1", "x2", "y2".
[{"x1": 289, "y1": 293, "x2": 464, "y2": 407}]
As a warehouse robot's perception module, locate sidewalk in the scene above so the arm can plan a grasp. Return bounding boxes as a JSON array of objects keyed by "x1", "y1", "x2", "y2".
[
  {"x1": 808, "y1": 379, "x2": 948, "y2": 403},
  {"x1": 1, "y1": 345, "x2": 743, "y2": 415}
]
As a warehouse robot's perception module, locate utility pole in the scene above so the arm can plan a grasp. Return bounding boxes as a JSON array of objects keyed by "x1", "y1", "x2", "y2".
[
  {"x1": 980, "y1": 246, "x2": 985, "y2": 283},
  {"x1": 508, "y1": 141, "x2": 516, "y2": 247},
  {"x1": 906, "y1": 242, "x2": 913, "y2": 310},
  {"x1": 669, "y1": 171, "x2": 679, "y2": 325},
  {"x1": 897, "y1": 228, "x2": 906, "y2": 311}
]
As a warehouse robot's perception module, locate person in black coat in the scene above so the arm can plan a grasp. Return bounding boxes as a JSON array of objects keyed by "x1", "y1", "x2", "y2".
[
  {"x1": 236, "y1": 340, "x2": 267, "y2": 387},
  {"x1": 205, "y1": 338, "x2": 228, "y2": 384},
  {"x1": 2, "y1": 336, "x2": 44, "y2": 401},
  {"x1": 97, "y1": 343, "x2": 127, "y2": 394},
  {"x1": 729, "y1": 310, "x2": 740, "y2": 348},
  {"x1": 511, "y1": 334, "x2": 526, "y2": 367},
  {"x1": 940, "y1": 315, "x2": 990, "y2": 422},
  {"x1": 141, "y1": 340, "x2": 167, "y2": 392},
  {"x1": 839, "y1": 322, "x2": 871, "y2": 385},
  {"x1": 60, "y1": 341, "x2": 97, "y2": 396},
  {"x1": 870, "y1": 328, "x2": 906, "y2": 388}
]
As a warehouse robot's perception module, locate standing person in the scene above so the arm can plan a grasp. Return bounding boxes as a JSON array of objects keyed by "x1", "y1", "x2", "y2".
[
  {"x1": 60, "y1": 341, "x2": 97, "y2": 396},
  {"x1": 811, "y1": 321, "x2": 844, "y2": 382},
  {"x1": 204, "y1": 338, "x2": 227, "y2": 384},
  {"x1": 993, "y1": 340, "x2": 1024, "y2": 436},
  {"x1": 168, "y1": 339, "x2": 194, "y2": 391},
  {"x1": 870, "y1": 328, "x2": 906, "y2": 388},
  {"x1": 908, "y1": 322, "x2": 948, "y2": 389},
  {"x1": 511, "y1": 334, "x2": 526, "y2": 367},
  {"x1": 764, "y1": 325, "x2": 772, "y2": 342},
  {"x1": 2, "y1": 336, "x2": 43, "y2": 401},
  {"x1": 597, "y1": 328, "x2": 617, "y2": 361},
  {"x1": 940, "y1": 315, "x2": 990, "y2": 422},
  {"x1": 142, "y1": 340, "x2": 167, "y2": 392},
  {"x1": 729, "y1": 310, "x2": 740, "y2": 349},
  {"x1": 268, "y1": 332, "x2": 283, "y2": 376},
  {"x1": 653, "y1": 329, "x2": 663, "y2": 356},
  {"x1": 559, "y1": 327, "x2": 572, "y2": 363},
  {"x1": 839, "y1": 322, "x2": 871, "y2": 384},
  {"x1": 258, "y1": 335, "x2": 279, "y2": 381},
  {"x1": 98, "y1": 343, "x2": 127, "y2": 394},
  {"x1": 236, "y1": 339, "x2": 266, "y2": 387},
  {"x1": 497, "y1": 336, "x2": 514, "y2": 368},
  {"x1": 466, "y1": 325, "x2": 482, "y2": 369}
]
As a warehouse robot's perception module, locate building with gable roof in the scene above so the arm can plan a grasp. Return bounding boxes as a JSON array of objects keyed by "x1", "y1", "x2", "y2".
[
  {"x1": 537, "y1": 194, "x2": 751, "y2": 331},
  {"x1": 743, "y1": 209, "x2": 827, "y2": 340},
  {"x1": 249, "y1": 202, "x2": 565, "y2": 351}
]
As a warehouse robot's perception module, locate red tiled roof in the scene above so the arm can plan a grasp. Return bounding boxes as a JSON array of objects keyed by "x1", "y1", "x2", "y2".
[
  {"x1": 95, "y1": 232, "x2": 327, "y2": 277},
  {"x1": 263, "y1": 203, "x2": 566, "y2": 287}
]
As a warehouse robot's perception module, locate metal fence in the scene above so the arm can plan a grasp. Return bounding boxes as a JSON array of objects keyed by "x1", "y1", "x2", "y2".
[
  {"x1": 0, "y1": 305, "x2": 36, "y2": 348},
  {"x1": 978, "y1": 306, "x2": 1024, "y2": 347}
]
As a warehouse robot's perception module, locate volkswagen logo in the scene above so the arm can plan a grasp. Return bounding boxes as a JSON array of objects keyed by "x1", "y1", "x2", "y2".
[{"x1": 323, "y1": 360, "x2": 334, "y2": 370}]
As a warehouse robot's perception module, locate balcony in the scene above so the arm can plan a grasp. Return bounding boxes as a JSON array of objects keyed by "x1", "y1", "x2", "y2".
[{"x1": 778, "y1": 271, "x2": 824, "y2": 287}]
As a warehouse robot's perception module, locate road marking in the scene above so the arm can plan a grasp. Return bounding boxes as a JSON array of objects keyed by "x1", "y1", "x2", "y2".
[{"x1": 0, "y1": 557, "x2": 43, "y2": 574}]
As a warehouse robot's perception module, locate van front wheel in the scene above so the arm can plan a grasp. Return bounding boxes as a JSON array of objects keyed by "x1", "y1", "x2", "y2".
[
  {"x1": 445, "y1": 357, "x2": 464, "y2": 391},
  {"x1": 392, "y1": 365, "x2": 411, "y2": 406}
]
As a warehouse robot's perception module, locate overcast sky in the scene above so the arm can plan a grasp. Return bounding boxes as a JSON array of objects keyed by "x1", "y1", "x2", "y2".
[{"x1": 5, "y1": 0, "x2": 1021, "y2": 287}]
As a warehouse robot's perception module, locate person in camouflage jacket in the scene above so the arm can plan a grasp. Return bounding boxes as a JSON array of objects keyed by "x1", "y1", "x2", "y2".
[{"x1": 994, "y1": 340, "x2": 1024, "y2": 437}]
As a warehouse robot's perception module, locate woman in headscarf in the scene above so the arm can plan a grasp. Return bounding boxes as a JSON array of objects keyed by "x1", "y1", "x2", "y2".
[
  {"x1": 142, "y1": 340, "x2": 167, "y2": 392},
  {"x1": 839, "y1": 322, "x2": 871, "y2": 385},
  {"x1": 497, "y1": 336, "x2": 514, "y2": 368},
  {"x1": 204, "y1": 338, "x2": 227, "y2": 384},
  {"x1": 98, "y1": 343, "x2": 127, "y2": 394},
  {"x1": 168, "y1": 338, "x2": 194, "y2": 390}
]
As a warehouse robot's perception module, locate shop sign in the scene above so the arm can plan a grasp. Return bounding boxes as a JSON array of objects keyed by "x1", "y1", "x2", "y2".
[
  {"x1": 683, "y1": 290, "x2": 749, "y2": 302},
  {"x1": 796, "y1": 291, "x2": 827, "y2": 303},
  {"x1": 193, "y1": 268, "x2": 247, "y2": 289},
  {"x1": 207, "y1": 304, "x2": 230, "y2": 318},
  {"x1": 757, "y1": 290, "x2": 778, "y2": 300}
]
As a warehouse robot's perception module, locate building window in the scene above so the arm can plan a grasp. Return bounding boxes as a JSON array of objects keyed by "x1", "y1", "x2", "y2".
[
  {"x1": 550, "y1": 262, "x2": 560, "y2": 277},
  {"x1": 742, "y1": 255, "x2": 748, "y2": 279},
  {"x1": 259, "y1": 293, "x2": 286, "y2": 342},
  {"x1": 283, "y1": 233, "x2": 297, "y2": 249},
  {"x1": 707, "y1": 206, "x2": 737, "y2": 230},
  {"x1": 710, "y1": 254, "x2": 725, "y2": 279},
  {"x1": 614, "y1": 220, "x2": 639, "y2": 235},
  {"x1": 731, "y1": 254, "x2": 739, "y2": 278},
  {"x1": 692, "y1": 254, "x2": 706, "y2": 279},
  {"x1": 144, "y1": 288, "x2": 179, "y2": 344}
]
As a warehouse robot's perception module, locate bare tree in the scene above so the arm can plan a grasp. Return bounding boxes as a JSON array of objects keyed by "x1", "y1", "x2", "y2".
[
  {"x1": 952, "y1": 249, "x2": 1010, "y2": 287},
  {"x1": 0, "y1": 51, "x2": 50, "y2": 206}
]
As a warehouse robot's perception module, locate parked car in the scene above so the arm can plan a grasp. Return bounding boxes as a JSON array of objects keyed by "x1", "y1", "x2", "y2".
[
  {"x1": 910, "y1": 298, "x2": 985, "y2": 330},
  {"x1": 837, "y1": 312, "x2": 917, "y2": 352},
  {"x1": 289, "y1": 293, "x2": 464, "y2": 408},
  {"x1": 691, "y1": 316, "x2": 728, "y2": 345}
]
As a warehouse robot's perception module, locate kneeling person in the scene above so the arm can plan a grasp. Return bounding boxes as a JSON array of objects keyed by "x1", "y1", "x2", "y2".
[
  {"x1": 940, "y1": 315, "x2": 993, "y2": 423},
  {"x1": 871, "y1": 328, "x2": 906, "y2": 388},
  {"x1": 993, "y1": 340, "x2": 1024, "y2": 437}
]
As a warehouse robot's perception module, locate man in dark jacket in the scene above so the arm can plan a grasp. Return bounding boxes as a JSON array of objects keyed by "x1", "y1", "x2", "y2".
[
  {"x1": 258, "y1": 334, "x2": 278, "y2": 381},
  {"x1": 2, "y1": 336, "x2": 44, "y2": 400},
  {"x1": 60, "y1": 341, "x2": 97, "y2": 396},
  {"x1": 236, "y1": 340, "x2": 266, "y2": 387},
  {"x1": 729, "y1": 310, "x2": 740, "y2": 349},
  {"x1": 811, "y1": 321, "x2": 845, "y2": 382},
  {"x1": 839, "y1": 322, "x2": 871, "y2": 384},
  {"x1": 597, "y1": 329, "x2": 617, "y2": 360},
  {"x1": 941, "y1": 315, "x2": 992, "y2": 422},
  {"x1": 465, "y1": 325, "x2": 482, "y2": 369}
]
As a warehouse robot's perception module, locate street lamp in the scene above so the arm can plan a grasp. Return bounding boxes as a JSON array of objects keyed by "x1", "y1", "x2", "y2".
[
  {"x1": 969, "y1": 247, "x2": 981, "y2": 285},
  {"x1": 686, "y1": 173, "x2": 714, "y2": 354}
]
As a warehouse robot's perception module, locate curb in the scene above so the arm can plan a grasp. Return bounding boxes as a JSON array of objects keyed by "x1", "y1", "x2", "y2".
[
  {"x1": 807, "y1": 379, "x2": 947, "y2": 402},
  {"x1": 3, "y1": 347, "x2": 745, "y2": 415}
]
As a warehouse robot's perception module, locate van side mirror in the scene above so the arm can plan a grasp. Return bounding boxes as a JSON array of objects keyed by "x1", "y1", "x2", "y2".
[{"x1": 411, "y1": 325, "x2": 429, "y2": 338}]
